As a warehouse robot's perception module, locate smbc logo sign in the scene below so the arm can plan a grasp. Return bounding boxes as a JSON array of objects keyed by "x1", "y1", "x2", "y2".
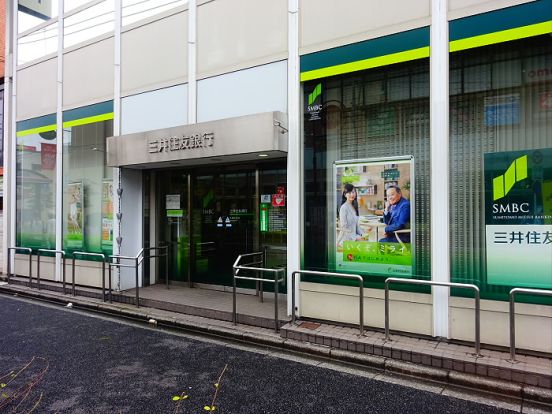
[{"x1": 492, "y1": 154, "x2": 530, "y2": 213}]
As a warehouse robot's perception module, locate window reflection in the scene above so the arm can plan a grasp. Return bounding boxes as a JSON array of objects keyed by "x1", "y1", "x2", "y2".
[
  {"x1": 122, "y1": 0, "x2": 188, "y2": 26},
  {"x1": 64, "y1": 0, "x2": 98, "y2": 13},
  {"x1": 18, "y1": 0, "x2": 59, "y2": 34},
  {"x1": 64, "y1": 0, "x2": 114, "y2": 48},
  {"x1": 63, "y1": 119, "x2": 114, "y2": 256},
  {"x1": 16, "y1": 129, "x2": 57, "y2": 249},
  {"x1": 18, "y1": 22, "x2": 58, "y2": 65}
]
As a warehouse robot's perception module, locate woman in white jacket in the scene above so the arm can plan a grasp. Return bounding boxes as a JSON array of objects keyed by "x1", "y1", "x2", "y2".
[{"x1": 337, "y1": 183, "x2": 363, "y2": 247}]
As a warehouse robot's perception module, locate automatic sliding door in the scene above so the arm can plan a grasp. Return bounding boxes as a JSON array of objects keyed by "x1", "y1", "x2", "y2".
[
  {"x1": 158, "y1": 171, "x2": 190, "y2": 283},
  {"x1": 192, "y1": 171, "x2": 255, "y2": 286}
]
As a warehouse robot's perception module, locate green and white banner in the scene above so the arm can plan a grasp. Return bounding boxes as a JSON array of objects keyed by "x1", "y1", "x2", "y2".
[
  {"x1": 484, "y1": 148, "x2": 552, "y2": 288},
  {"x1": 334, "y1": 157, "x2": 414, "y2": 277}
]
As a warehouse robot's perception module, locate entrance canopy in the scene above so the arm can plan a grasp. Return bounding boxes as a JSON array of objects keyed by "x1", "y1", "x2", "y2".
[{"x1": 107, "y1": 111, "x2": 288, "y2": 169}]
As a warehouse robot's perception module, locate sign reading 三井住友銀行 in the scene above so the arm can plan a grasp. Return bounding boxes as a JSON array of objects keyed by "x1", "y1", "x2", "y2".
[
  {"x1": 149, "y1": 132, "x2": 214, "y2": 154},
  {"x1": 484, "y1": 148, "x2": 552, "y2": 289}
]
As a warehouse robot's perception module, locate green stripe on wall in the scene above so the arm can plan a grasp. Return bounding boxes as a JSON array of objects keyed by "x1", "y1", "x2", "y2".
[
  {"x1": 63, "y1": 101, "x2": 114, "y2": 123},
  {"x1": 300, "y1": 0, "x2": 552, "y2": 81},
  {"x1": 300, "y1": 47, "x2": 429, "y2": 82},
  {"x1": 16, "y1": 124, "x2": 57, "y2": 137},
  {"x1": 300, "y1": 27, "x2": 429, "y2": 74},
  {"x1": 63, "y1": 112, "x2": 114, "y2": 128},
  {"x1": 449, "y1": 0, "x2": 552, "y2": 41},
  {"x1": 16, "y1": 113, "x2": 56, "y2": 132},
  {"x1": 450, "y1": 21, "x2": 552, "y2": 53}
]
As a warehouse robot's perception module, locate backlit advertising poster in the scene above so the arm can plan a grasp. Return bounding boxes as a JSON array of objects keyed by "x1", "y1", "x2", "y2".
[
  {"x1": 66, "y1": 182, "x2": 84, "y2": 249},
  {"x1": 484, "y1": 148, "x2": 552, "y2": 288},
  {"x1": 334, "y1": 157, "x2": 414, "y2": 277},
  {"x1": 101, "y1": 180, "x2": 114, "y2": 250}
]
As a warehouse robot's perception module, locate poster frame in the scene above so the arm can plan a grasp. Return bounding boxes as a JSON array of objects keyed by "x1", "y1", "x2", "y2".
[
  {"x1": 483, "y1": 148, "x2": 552, "y2": 289},
  {"x1": 66, "y1": 181, "x2": 84, "y2": 249},
  {"x1": 101, "y1": 180, "x2": 114, "y2": 250},
  {"x1": 333, "y1": 155, "x2": 415, "y2": 277}
]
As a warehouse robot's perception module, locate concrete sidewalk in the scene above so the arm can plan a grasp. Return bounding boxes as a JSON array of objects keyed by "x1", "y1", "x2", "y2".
[{"x1": 0, "y1": 279, "x2": 550, "y2": 409}]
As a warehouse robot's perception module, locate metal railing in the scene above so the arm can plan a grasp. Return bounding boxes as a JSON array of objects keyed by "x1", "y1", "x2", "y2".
[
  {"x1": 37, "y1": 249, "x2": 66, "y2": 293},
  {"x1": 7, "y1": 247, "x2": 33, "y2": 287},
  {"x1": 108, "y1": 249, "x2": 144, "y2": 307},
  {"x1": 232, "y1": 253, "x2": 285, "y2": 333},
  {"x1": 509, "y1": 287, "x2": 552, "y2": 361},
  {"x1": 72, "y1": 252, "x2": 107, "y2": 300},
  {"x1": 143, "y1": 246, "x2": 169, "y2": 289},
  {"x1": 263, "y1": 245, "x2": 287, "y2": 268},
  {"x1": 385, "y1": 278, "x2": 481, "y2": 356},
  {"x1": 261, "y1": 246, "x2": 287, "y2": 302},
  {"x1": 292, "y1": 270, "x2": 364, "y2": 336}
]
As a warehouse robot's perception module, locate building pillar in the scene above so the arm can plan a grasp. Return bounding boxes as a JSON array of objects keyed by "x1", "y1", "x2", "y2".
[
  {"x1": 55, "y1": 0, "x2": 64, "y2": 281},
  {"x1": 113, "y1": 0, "x2": 122, "y2": 290},
  {"x1": 430, "y1": 0, "x2": 450, "y2": 338},
  {"x1": 287, "y1": 0, "x2": 300, "y2": 316},
  {"x1": 188, "y1": 0, "x2": 197, "y2": 125},
  {"x1": 5, "y1": 0, "x2": 18, "y2": 269}
]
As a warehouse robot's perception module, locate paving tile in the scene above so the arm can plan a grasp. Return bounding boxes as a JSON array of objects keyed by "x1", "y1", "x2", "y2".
[
  {"x1": 442, "y1": 358, "x2": 453, "y2": 370},
  {"x1": 464, "y1": 362, "x2": 476, "y2": 378},
  {"x1": 526, "y1": 375, "x2": 540, "y2": 386},
  {"x1": 421, "y1": 354, "x2": 432, "y2": 366},
  {"x1": 431, "y1": 356, "x2": 443, "y2": 368},
  {"x1": 476, "y1": 364, "x2": 488, "y2": 376},
  {"x1": 411, "y1": 353, "x2": 423, "y2": 364},
  {"x1": 537, "y1": 376, "x2": 551, "y2": 389}
]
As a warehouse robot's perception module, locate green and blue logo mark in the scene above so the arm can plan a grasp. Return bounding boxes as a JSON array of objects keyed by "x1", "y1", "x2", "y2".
[
  {"x1": 493, "y1": 155, "x2": 528, "y2": 201},
  {"x1": 308, "y1": 83, "x2": 322, "y2": 106}
]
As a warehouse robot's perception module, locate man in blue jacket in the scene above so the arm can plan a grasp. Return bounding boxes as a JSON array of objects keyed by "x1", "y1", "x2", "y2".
[{"x1": 379, "y1": 185, "x2": 411, "y2": 243}]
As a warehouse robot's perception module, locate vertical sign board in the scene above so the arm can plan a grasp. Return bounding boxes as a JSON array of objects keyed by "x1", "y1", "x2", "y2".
[
  {"x1": 484, "y1": 149, "x2": 552, "y2": 288},
  {"x1": 66, "y1": 182, "x2": 84, "y2": 249},
  {"x1": 101, "y1": 181, "x2": 114, "y2": 250},
  {"x1": 334, "y1": 157, "x2": 414, "y2": 277}
]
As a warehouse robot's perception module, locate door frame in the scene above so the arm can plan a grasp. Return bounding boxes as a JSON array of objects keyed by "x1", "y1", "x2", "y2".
[{"x1": 148, "y1": 161, "x2": 286, "y2": 287}]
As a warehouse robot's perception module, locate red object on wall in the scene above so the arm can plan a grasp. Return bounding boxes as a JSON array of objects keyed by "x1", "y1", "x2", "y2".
[
  {"x1": 41, "y1": 143, "x2": 56, "y2": 170},
  {"x1": 272, "y1": 194, "x2": 285, "y2": 207}
]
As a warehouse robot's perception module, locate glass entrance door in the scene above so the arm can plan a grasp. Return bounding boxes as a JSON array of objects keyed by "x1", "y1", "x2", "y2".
[
  {"x1": 153, "y1": 164, "x2": 286, "y2": 288},
  {"x1": 192, "y1": 171, "x2": 255, "y2": 286},
  {"x1": 158, "y1": 171, "x2": 190, "y2": 283}
]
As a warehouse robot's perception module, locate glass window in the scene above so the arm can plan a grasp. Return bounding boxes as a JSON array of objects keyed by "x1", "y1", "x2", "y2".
[
  {"x1": 64, "y1": 0, "x2": 114, "y2": 48},
  {"x1": 18, "y1": 22, "x2": 58, "y2": 65},
  {"x1": 16, "y1": 127, "x2": 57, "y2": 249},
  {"x1": 64, "y1": 0, "x2": 98, "y2": 13},
  {"x1": 18, "y1": 1, "x2": 59, "y2": 34},
  {"x1": 122, "y1": 0, "x2": 188, "y2": 26},
  {"x1": 62, "y1": 118, "x2": 113, "y2": 256},
  {"x1": 449, "y1": 35, "x2": 552, "y2": 299},
  {"x1": 303, "y1": 59, "x2": 431, "y2": 284}
]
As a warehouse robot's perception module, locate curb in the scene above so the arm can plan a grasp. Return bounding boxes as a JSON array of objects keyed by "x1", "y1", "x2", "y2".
[{"x1": 1, "y1": 284, "x2": 551, "y2": 407}]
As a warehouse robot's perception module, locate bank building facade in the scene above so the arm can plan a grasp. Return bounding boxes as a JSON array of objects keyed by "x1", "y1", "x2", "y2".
[{"x1": 3, "y1": 0, "x2": 552, "y2": 354}]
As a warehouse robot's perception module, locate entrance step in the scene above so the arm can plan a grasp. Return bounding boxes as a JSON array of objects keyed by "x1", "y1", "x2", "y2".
[
  {"x1": 280, "y1": 321, "x2": 552, "y2": 392},
  {"x1": 3, "y1": 276, "x2": 289, "y2": 330}
]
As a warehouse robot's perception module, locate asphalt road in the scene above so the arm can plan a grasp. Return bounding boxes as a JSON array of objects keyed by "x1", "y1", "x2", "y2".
[{"x1": 0, "y1": 294, "x2": 516, "y2": 414}]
